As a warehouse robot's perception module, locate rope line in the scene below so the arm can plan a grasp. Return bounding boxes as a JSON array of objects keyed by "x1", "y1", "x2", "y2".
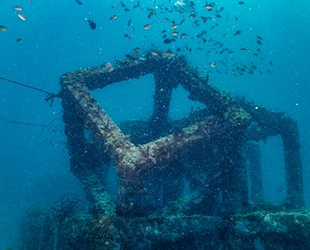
[
  {"x1": 0, "y1": 117, "x2": 59, "y2": 128},
  {"x1": 0, "y1": 76, "x2": 61, "y2": 107},
  {"x1": 0, "y1": 77, "x2": 62, "y2": 127}
]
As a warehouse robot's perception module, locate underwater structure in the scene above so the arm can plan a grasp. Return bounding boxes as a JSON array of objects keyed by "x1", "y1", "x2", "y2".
[{"x1": 19, "y1": 53, "x2": 308, "y2": 249}]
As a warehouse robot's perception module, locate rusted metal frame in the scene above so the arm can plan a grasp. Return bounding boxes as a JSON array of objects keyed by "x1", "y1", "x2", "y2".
[
  {"x1": 61, "y1": 66, "x2": 230, "y2": 215},
  {"x1": 164, "y1": 56, "x2": 251, "y2": 213},
  {"x1": 169, "y1": 53, "x2": 302, "y2": 209},
  {"x1": 236, "y1": 99, "x2": 286, "y2": 139},
  {"x1": 60, "y1": 53, "x2": 256, "y2": 215},
  {"x1": 237, "y1": 100, "x2": 304, "y2": 207},
  {"x1": 61, "y1": 89, "x2": 116, "y2": 215},
  {"x1": 170, "y1": 56, "x2": 251, "y2": 127},
  {"x1": 117, "y1": 117, "x2": 225, "y2": 215},
  {"x1": 66, "y1": 54, "x2": 178, "y2": 90},
  {"x1": 135, "y1": 117, "x2": 223, "y2": 174},
  {"x1": 120, "y1": 108, "x2": 212, "y2": 144},
  {"x1": 60, "y1": 76, "x2": 136, "y2": 163}
]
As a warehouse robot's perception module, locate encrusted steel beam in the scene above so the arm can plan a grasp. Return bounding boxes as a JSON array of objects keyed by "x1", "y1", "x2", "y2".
[
  {"x1": 217, "y1": 128, "x2": 249, "y2": 214},
  {"x1": 281, "y1": 119, "x2": 304, "y2": 207},
  {"x1": 63, "y1": 53, "x2": 177, "y2": 90},
  {"x1": 150, "y1": 71, "x2": 175, "y2": 135},
  {"x1": 169, "y1": 56, "x2": 251, "y2": 127},
  {"x1": 61, "y1": 91, "x2": 115, "y2": 215},
  {"x1": 20, "y1": 207, "x2": 310, "y2": 249},
  {"x1": 60, "y1": 76, "x2": 136, "y2": 163}
]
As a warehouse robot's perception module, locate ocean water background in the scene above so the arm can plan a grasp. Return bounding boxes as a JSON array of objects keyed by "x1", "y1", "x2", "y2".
[{"x1": 0, "y1": 0, "x2": 309, "y2": 248}]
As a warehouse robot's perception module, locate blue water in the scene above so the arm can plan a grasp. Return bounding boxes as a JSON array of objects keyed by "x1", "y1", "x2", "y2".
[{"x1": 0, "y1": 0, "x2": 309, "y2": 248}]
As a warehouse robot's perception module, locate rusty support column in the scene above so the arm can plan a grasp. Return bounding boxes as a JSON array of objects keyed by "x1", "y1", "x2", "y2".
[
  {"x1": 281, "y1": 119, "x2": 304, "y2": 207},
  {"x1": 62, "y1": 91, "x2": 116, "y2": 215},
  {"x1": 150, "y1": 71, "x2": 174, "y2": 135},
  {"x1": 148, "y1": 70, "x2": 173, "y2": 209},
  {"x1": 219, "y1": 128, "x2": 249, "y2": 215},
  {"x1": 243, "y1": 141, "x2": 263, "y2": 203}
]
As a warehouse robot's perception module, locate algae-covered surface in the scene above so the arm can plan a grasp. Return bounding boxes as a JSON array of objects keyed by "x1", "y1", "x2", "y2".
[{"x1": 19, "y1": 202, "x2": 310, "y2": 249}]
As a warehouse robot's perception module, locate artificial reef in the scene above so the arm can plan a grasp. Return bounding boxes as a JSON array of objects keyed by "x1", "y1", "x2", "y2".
[{"x1": 19, "y1": 52, "x2": 307, "y2": 249}]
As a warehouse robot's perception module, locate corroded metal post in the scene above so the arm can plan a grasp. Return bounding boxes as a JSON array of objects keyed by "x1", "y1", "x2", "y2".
[
  {"x1": 244, "y1": 141, "x2": 263, "y2": 203},
  {"x1": 61, "y1": 91, "x2": 115, "y2": 215},
  {"x1": 150, "y1": 71, "x2": 174, "y2": 133},
  {"x1": 219, "y1": 127, "x2": 249, "y2": 214},
  {"x1": 281, "y1": 119, "x2": 304, "y2": 207},
  {"x1": 149, "y1": 69, "x2": 183, "y2": 208}
]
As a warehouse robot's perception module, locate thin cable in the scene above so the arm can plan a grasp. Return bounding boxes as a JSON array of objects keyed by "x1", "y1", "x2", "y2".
[
  {"x1": 0, "y1": 117, "x2": 59, "y2": 128},
  {"x1": 0, "y1": 76, "x2": 54, "y2": 95},
  {"x1": 0, "y1": 76, "x2": 62, "y2": 106}
]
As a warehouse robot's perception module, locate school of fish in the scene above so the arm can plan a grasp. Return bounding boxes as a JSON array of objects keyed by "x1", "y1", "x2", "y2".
[{"x1": 0, "y1": 0, "x2": 273, "y2": 78}]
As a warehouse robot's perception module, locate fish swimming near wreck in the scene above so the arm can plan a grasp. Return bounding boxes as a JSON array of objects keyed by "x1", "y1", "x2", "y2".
[{"x1": 88, "y1": 20, "x2": 96, "y2": 30}]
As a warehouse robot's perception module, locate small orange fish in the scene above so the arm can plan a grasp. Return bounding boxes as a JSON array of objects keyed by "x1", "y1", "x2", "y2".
[
  {"x1": 144, "y1": 24, "x2": 151, "y2": 30},
  {"x1": 204, "y1": 4, "x2": 213, "y2": 10},
  {"x1": 13, "y1": 6, "x2": 23, "y2": 11},
  {"x1": 151, "y1": 50, "x2": 159, "y2": 56},
  {"x1": 17, "y1": 13, "x2": 26, "y2": 21},
  {"x1": 165, "y1": 50, "x2": 173, "y2": 56}
]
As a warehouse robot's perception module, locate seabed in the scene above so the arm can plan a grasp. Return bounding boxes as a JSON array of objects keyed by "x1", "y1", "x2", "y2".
[{"x1": 19, "y1": 53, "x2": 308, "y2": 249}]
